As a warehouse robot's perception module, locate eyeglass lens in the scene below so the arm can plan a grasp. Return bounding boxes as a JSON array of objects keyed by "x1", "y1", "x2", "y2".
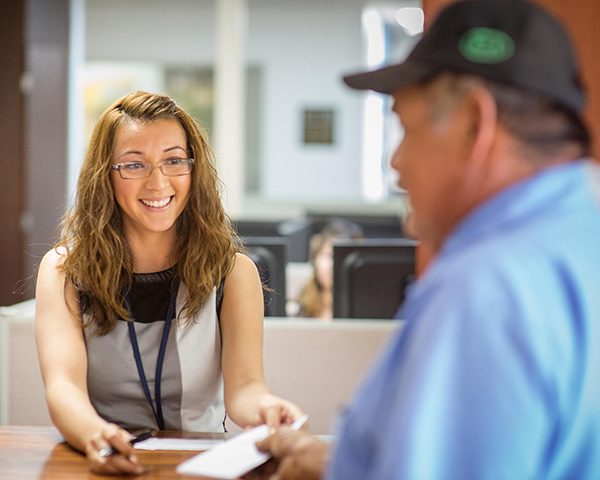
[{"x1": 118, "y1": 159, "x2": 193, "y2": 179}]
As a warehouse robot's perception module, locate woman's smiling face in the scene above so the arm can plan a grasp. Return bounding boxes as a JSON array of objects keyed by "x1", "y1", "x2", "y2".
[{"x1": 110, "y1": 118, "x2": 192, "y2": 241}]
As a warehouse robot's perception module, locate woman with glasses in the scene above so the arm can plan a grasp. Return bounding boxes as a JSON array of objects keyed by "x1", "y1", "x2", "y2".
[{"x1": 34, "y1": 91, "x2": 302, "y2": 475}]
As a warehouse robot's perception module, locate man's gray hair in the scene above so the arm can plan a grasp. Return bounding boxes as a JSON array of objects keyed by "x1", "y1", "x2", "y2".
[{"x1": 426, "y1": 72, "x2": 591, "y2": 162}]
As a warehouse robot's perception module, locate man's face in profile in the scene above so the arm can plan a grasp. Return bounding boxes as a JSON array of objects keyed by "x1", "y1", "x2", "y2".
[{"x1": 390, "y1": 81, "x2": 473, "y2": 248}]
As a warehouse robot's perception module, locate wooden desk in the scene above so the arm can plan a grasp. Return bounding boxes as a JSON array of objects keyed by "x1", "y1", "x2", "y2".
[{"x1": 0, "y1": 426, "x2": 277, "y2": 480}]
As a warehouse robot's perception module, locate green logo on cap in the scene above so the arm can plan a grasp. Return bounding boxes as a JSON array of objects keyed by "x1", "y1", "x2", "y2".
[{"x1": 459, "y1": 28, "x2": 515, "y2": 64}]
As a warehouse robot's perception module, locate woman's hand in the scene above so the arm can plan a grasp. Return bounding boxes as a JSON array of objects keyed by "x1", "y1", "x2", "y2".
[
  {"x1": 85, "y1": 423, "x2": 143, "y2": 475},
  {"x1": 258, "y1": 393, "x2": 304, "y2": 433}
]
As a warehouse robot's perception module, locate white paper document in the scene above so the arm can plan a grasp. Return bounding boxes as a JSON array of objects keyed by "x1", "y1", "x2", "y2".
[
  {"x1": 135, "y1": 437, "x2": 225, "y2": 451},
  {"x1": 176, "y1": 414, "x2": 308, "y2": 479},
  {"x1": 176, "y1": 424, "x2": 270, "y2": 479}
]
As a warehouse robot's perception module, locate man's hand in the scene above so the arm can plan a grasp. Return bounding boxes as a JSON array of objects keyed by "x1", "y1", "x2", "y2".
[{"x1": 256, "y1": 428, "x2": 329, "y2": 480}]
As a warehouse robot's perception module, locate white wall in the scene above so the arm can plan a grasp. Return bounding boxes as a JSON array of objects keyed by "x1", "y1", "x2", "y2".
[
  {"x1": 86, "y1": 0, "x2": 368, "y2": 204},
  {"x1": 247, "y1": 1, "x2": 364, "y2": 201},
  {"x1": 86, "y1": 0, "x2": 216, "y2": 65}
]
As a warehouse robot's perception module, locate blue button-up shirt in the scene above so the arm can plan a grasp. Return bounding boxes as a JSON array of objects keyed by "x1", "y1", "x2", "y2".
[{"x1": 327, "y1": 160, "x2": 600, "y2": 480}]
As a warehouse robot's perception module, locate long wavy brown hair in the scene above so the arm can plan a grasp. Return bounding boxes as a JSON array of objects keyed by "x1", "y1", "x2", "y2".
[{"x1": 57, "y1": 91, "x2": 239, "y2": 335}]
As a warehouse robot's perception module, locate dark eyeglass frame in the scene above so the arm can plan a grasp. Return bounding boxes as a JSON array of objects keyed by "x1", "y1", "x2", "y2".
[{"x1": 111, "y1": 158, "x2": 195, "y2": 180}]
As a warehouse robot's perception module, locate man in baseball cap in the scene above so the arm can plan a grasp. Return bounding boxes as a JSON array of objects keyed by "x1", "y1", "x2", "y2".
[{"x1": 258, "y1": 1, "x2": 600, "y2": 478}]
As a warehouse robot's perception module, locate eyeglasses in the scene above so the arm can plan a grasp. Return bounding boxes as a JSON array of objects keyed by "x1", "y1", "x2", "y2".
[{"x1": 111, "y1": 158, "x2": 194, "y2": 180}]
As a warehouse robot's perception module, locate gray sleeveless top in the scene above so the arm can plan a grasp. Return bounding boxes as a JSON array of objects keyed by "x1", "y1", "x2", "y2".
[{"x1": 84, "y1": 279, "x2": 225, "y2": 432}]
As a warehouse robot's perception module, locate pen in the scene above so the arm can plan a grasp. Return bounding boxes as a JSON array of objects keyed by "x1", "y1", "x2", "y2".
[{"x1": 98, "y1": 431, "x2": 152, "y2": 457}]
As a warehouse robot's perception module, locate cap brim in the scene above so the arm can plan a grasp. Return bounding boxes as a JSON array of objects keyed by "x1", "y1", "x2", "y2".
[{"x1": 343, "y1": 60, "x2": 438, "y2": 94}]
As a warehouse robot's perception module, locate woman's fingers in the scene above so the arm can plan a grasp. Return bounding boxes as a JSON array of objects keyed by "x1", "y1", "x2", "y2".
[
  {"x1": 282, "y1": 403, "x2": 305, "y2": 426},
  {"x1": 263, "y1": 405, "x2": 283, "y2": 433},
  {"x1": 86, "y1": 424, "x2": 143, "y2": 475},
  {"x1": 258, "y1": 394, "x2": 304, "y2": 433},
  {"x1": 88, "y1": 452, "x2": 143, "y2": 476}
]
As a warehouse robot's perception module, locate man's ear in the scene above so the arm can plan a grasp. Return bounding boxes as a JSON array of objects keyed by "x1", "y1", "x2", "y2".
[{"x1": 465, "y1": 87, "x2": 498, "y2": 168}]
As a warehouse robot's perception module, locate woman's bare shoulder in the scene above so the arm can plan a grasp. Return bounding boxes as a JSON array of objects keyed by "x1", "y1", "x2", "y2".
[
  {"x1": 227, "y1": 252, "x2": 260, "y2": 279},
  {"x1": 39, "y1": 247, "x2": 68, "y2": 276},
  {"x1": 233, "y1": 251, "x2": 257, "y2": 269}
]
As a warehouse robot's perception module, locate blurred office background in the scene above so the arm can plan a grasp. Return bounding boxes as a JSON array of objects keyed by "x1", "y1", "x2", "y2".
[
  {"x1": 1, "y1": 0, "x2": 598, "y2": 309},
  {"x1": 0, "y1": 0, "x2": 424, "y2": 310},
  {"x1": 1, "y1": 0, "x2": 598, "y2": 431}
]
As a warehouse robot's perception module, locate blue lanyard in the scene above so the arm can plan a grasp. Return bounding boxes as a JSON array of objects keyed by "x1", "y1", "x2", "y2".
[{"x1": 125, "y1": 278, "x2": 180, "y2": 431}]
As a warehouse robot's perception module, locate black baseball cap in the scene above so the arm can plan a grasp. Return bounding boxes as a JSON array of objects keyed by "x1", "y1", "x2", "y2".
[{"x1": 343, "y1": 0, "x2": 586, "y2": 114}]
